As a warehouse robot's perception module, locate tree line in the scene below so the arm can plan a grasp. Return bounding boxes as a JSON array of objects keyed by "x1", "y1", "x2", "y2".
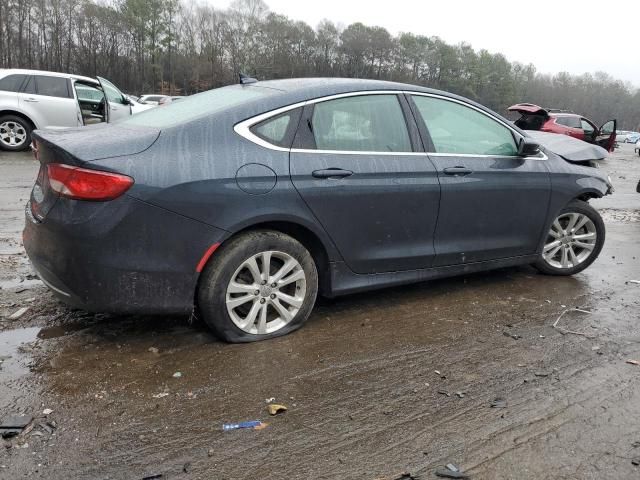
[{"x1": 1, "y1": 0, "x2": 639, "y2": 129}]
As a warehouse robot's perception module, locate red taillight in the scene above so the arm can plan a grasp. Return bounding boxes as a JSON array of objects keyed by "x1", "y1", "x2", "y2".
[{"x1": 47, "y1": 163, "x2": 134, "y2": 201}]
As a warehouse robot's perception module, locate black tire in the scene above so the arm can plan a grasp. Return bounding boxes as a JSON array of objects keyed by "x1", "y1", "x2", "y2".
[
  {"x1": 0, "y1": 115, "x2": 32, "y2": 151},
  {"x1": 534, "y1": 200, "x2": 605, "y2": 276},
  {"x1": 197, "y1": 230, "x2": 318, "y2": 343}
]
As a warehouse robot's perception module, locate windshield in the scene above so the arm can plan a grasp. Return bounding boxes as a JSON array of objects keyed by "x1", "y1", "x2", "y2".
[{"x1": 122, "y1": 85, "x2": 276, "y2": 128}]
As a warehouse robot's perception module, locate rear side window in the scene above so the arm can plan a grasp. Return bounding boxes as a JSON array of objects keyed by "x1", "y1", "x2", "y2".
[
  {"x1": 250, "y1": 109, "x2": 301, "y2": 148},
  {"x1": 310, "y1": 94, "x2": 411, "y2": 152},
  {"x1": 0, "y1": 74, "x2": 27, "y2": 92},
  {"x1": 555, "y1": 116, "x2": 581, "y2": 128},
  {"x1": 35, "y1": 76, "x2": 71, "y2": 98},
  {"x1": 412, "y1": 95, "x2": 518, "y2": 156},
  {"x1": 123, "y1": 85, "x2": 275, "y2": 128}
]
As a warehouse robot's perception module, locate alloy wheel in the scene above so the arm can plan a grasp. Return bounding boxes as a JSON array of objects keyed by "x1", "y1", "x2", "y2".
[
  {"x1": 0, "y1": 121, "x2": 27, "y2": 148},
  {"x1": 225, "y1": 250, "x2": 307, "y2": 335},
  {"x1": 542, "y1": 212, "x2": 597, "y2": 269}
]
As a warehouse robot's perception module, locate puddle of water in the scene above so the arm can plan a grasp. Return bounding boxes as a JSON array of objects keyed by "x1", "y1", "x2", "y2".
[{"x1": 0, "y1": 327, "x2": 40, "y2": 379}]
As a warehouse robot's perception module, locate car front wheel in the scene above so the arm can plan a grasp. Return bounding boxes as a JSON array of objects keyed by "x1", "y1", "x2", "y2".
[
  {"x1": 534, "y1": 200, "x2": 605, "y2": 276},
  {"x1": 0, "y1": 115, "x2": 32, "y2": 151},
  {"x1": 197, "y1": 230, "x2": 318, "y2": 342}
]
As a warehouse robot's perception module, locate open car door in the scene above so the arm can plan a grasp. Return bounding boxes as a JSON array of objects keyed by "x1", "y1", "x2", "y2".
[
  {"x1": 97, "y1": 76, "x2": 131, "y2": 123},
  {"x1": 596, "y1": 119, "x2": 616, "y2": 152}
]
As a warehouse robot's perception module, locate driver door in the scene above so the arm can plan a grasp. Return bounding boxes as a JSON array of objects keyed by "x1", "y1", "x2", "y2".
[
  {"x1": 97, "y1": 76, "x2": 131, "y2": 123},
  {"x1": 595, "y1": 119, "x2": 616, "y2": 152}
]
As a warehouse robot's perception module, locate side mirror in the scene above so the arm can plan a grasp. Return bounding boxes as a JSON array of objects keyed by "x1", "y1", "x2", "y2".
[
  {"x1": 122, "y1": 96, "x2": 132, "y2": 105},
  {"x1": 518, "y1": 137, "x2": 541, "y2": 157}
]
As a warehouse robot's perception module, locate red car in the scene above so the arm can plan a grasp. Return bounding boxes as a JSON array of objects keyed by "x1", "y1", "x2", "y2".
[{"x1": 508, "y1": 103, "x2": 617, "y2": 152}]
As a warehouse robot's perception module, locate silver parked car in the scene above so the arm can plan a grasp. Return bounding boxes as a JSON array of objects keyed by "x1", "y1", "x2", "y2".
[{"x1": 0, "y1": 69, "x2": 133, "y2": 151}]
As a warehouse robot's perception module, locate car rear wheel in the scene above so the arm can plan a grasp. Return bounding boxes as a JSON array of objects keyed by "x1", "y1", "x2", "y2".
[
  {"x1": 0, "y1": 115, "x2": 32, "y2": 151},
  {"x1": 197, "y1": 230, "x2": 318, "y2": 342},
  {"x1": 534, "y1": 200, "x2": 605, "y2": 276}
]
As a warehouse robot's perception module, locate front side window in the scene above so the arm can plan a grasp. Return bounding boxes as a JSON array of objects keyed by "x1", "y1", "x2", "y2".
[
  {"x1": 581, "y1": 119, "x2": 595, "y2": 135},
  {"x1": 413, "y1": 96, "x2": 518, "y2": 156},
  {"x1": 310, "y1": 94, "x2": 411, "y2": 152},
  {"x1": 0, "y1": 74, "x2": 27, "y2": 92},
  {"x1": 99, "y1": 77, "x2": 126, "y2": 104},
  {"x1": 35, "y1": 76, "x2": 70, "y2": 98}
]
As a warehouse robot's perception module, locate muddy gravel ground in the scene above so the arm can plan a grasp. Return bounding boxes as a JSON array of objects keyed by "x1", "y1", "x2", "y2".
[{"x1": 1, "y1": 146, "x2": 639, "y2": 480}]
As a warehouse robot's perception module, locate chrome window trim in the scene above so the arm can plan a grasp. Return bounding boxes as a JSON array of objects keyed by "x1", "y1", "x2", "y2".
[{"x1": 234, "y1": 89, "x2": 547, "y2": 159}]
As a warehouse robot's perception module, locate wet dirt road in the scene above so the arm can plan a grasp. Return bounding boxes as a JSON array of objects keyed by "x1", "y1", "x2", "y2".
[{"x1": 1, "y1": 146, "x2": 639, "y2": 479}]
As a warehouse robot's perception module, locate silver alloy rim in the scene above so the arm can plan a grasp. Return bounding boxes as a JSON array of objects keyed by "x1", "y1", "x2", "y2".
[
  {"x1": 542, "y1": 212, "x2": 597, "y2": 269},
  {"x1": 0, "y1": 121, "x2": 27, "y2": 147},
  {"x1": 225, "y1": 250, "x2": 307, "y2": 335}
]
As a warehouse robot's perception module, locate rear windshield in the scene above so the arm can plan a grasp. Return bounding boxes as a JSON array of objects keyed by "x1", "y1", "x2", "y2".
[{"x1": 122, "y1": 85, "x2": 276, "y2": 128}]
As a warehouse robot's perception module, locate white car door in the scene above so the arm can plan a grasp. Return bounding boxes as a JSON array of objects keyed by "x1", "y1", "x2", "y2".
[
  {"x1": 97, "y1": 76, "x2": 132, "y2": 123},
  {"x1": 18, "y1": 74, "x2": 78, "y2": 128}
]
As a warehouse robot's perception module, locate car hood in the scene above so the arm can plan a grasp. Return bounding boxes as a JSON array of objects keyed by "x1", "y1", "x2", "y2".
[
  {"x1": 527, "y1": 131, "x2": 608, "y2": 162},
  {"x1": 33, "y1": 123, "x2": 160, "y2": 162}
]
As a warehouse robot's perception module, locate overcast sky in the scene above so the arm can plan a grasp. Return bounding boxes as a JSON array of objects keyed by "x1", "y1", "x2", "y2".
[{"x1": 211, "y1": 0, "x2": 639, "y2": 87}]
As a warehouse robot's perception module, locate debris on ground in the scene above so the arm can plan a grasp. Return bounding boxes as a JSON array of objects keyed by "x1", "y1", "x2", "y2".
[
  {"x1": 437, "y1": 390, "x2": 451, "y2": 397},
  {"x1": 632, "y1": 458, "x2": 640, "y2": 466},
  {"x1": 172, "y1": 372, "x2": 182, "y2": 378},
  {"x1": 552, "y1": 308, "x2": 596, "y2": 338},
  {"x1": 208, "y1": 448, "x2": 214, "y2": 457},
  {"x1": 490, "y1": 398, "x2": 507, "y2": 408},
  {"x1": 265, "y1": 397, "x2": 275, "y2": 403},
  {"x1": 141, "y1": 475, "x2": 163, "y2": 480},
  {"x1": 152, "y1": 393, "x2": 169, "y2": 399},
  {"x1": 373, "y1": 471, "x2": 418, "y2": 480},
  {"x1": 534, "y1": 372, "x2": 550, "y2": 377},
  {"x1": 434, "y1": 463, "x2": 470, "y2": 479},
  {"x1": 182, "y1": 462, "x2": 191, "y2": 473},
  {"x1": 222, "y1": 420, "x2": 267, "y2": 431},
  {"x1": 628, "y1": 280, "x2": 640, "y2": 285},
  {"x1": 626, "y1": 360, "x2": 640, "y2": 366},
  {"x1": 0, "y1": 415, "x2": 33, "y2": 438},
  {"x1": 148, "y1": 347, "x2": 159, "y2": 354},
  {"x1": 7, "y1": 307, "x2": 29, "y2": 320},
  {"x1": 267, "y1": 403, "x2": 287, "y2": 416},
  {"x1": 42, "y1": 408, "x2": 53, "y2": 416},
  {"x1": 502, "y1": 331, "x2": 521, "y2": 340},
  {"x1": 454, "y1": 392, "x2": 465, "y2": 398}
]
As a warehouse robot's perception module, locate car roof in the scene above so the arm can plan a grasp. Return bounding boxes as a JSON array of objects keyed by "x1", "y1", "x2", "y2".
[{"x1": 0, "y1": 68, "x2": 98, "y2": 84}]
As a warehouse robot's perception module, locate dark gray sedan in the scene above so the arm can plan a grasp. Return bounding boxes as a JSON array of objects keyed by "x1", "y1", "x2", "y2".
[{"x1": 24, "y1": 78, "x2": 612, "y2": 342}]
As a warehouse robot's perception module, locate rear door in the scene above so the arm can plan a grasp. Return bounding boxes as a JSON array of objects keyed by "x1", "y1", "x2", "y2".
[
  {"x1": 97, "y1": 76, "x2": 131, "y2": 123},
  {"x1": 596, "y1": 119, "x2": 616, "y2": 152},
  {"x1": 411, "y1": 94, "x2": 551, "y2": 266},
  {"x1": 290, "y1": 93, "x2": 441, "y2": 274},
  {"x1": 18, "y1": 75, "x2": 78, "y2": 128}
]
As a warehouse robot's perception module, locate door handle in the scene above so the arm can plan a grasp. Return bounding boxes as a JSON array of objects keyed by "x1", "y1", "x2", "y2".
[
  {"x1": 24, "y1": 97, "x2": 39, "y2": 102},
  {"x1": 443, "y1": 166, "x2": 473, "y2": 176},
  {"x1": 312, "y1": 168, "x2": 353, "y2": 179}
]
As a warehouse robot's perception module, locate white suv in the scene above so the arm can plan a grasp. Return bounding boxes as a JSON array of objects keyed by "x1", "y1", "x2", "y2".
[{"x1": 0, "y1": 69, "x2": 133, "y2": 151}]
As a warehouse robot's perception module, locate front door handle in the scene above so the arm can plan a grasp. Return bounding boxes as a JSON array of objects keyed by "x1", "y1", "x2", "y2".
[
  {"x1": 443, "y1": 166, "x2": 473, "y2": 176},
  {"x1": 24, "y1": 97, "x2": 39, "y2": 103},
  {"x1": 312, "y1": 168, "x2": 353, "y2": 179}
]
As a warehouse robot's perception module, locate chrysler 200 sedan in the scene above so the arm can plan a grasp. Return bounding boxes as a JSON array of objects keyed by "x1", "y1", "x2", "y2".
[{"x1": 24, "y1": 78, "x2": 612, "y2": 342}]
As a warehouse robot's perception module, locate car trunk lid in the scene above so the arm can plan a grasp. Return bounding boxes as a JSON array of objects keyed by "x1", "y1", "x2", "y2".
[
  {"x1": 28, "y1": 124, "x2": 157, "y2": 220},
  {"x1": 507, "y1": 103, "x2": 549, "y2": 117}
]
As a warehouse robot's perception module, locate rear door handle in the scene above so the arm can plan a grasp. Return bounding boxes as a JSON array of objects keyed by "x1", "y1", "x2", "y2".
[
  {"x1": 443, "y1": 166, "x2": 473, "y2": 176},
  {"x1": 312, "y1": 168, "x2": 353, "y2": 179}
]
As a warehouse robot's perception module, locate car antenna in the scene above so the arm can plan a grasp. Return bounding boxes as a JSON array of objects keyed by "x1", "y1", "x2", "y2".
[{"x1": 239, "y1": 73, "x2": 258, "y2": 85}]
